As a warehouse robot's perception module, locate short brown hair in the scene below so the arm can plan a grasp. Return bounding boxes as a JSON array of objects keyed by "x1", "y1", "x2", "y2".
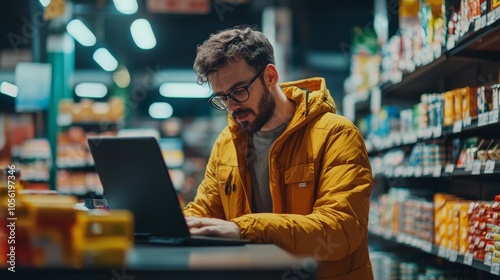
[{"x1": 193, "y1": 25, "x2": 275, "y2": 85}]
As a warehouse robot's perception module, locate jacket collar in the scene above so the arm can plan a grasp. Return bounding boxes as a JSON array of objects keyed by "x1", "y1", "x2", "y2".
[{"x1": 227, "y1": 77, "x2": 336, "y2": 137}]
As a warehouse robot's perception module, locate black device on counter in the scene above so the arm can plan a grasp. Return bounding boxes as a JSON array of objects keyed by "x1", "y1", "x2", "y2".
[{"x1": 88, "y1": 136, "x2": 249, "y2": 246}]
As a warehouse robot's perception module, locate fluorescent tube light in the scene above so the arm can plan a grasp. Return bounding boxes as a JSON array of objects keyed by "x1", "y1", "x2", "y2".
[
  {"x1": 39, "y1": 0, "x2": 51, "y2": 7},
  {"x1": 75, "y1": 82, "x2": 108, "y2": 98},
  {"x1": 93, "y1": 48, "x2": 118, "y2": 72},
  {"x1": 159, "y1": 82, "x2": 210, "y2": 98},
  {"x1": 66, "y1": 19, "x2": 96, "y2": 47},
  {"x1": 130, "y1": 19, "x2": 157, "y2": 50},
  {"x1": 113, "y1": 0, "x2": 138, "y2": 14},
  {"x1": 0, "y1": 82, "x2": 19, "y2": 98},
  {"x1": 149, "y1": 102, "x2": 173, "y2": 119}
]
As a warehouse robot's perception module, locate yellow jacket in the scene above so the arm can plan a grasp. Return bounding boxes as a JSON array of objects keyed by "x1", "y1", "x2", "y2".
[{"x1": 184, "y1": 77, "x2": 373, "y2": 280}]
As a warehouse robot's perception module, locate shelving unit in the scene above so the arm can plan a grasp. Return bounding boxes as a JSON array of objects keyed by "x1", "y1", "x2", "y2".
[
  {"x1": 369, "y1": 227, "x2": 500, "y2": 276},
  {"x1": 361, "y1": 5, "x2": 500, "y2": 278},
  {"x1": 379, "y1": 20, "x2": 500, "y2": 102},
  {"x1": 52, "y1": 97, "x2": 126, "y2": 197}
]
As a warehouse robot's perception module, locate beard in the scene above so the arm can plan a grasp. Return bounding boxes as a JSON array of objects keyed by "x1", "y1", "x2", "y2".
[{"x1": 232, "y1": 87, "x2": 276, "y2": 135}]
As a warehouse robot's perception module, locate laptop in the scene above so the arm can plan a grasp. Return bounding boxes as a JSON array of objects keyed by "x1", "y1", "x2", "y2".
[{"x1": 87, "y1": 136, "x2": 249, "y2": 246}]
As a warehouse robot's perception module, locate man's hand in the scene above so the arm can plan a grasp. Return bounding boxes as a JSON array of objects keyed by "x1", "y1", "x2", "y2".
[{"x1": 185, "y1": 216, "x2": 241, "y2": 239}]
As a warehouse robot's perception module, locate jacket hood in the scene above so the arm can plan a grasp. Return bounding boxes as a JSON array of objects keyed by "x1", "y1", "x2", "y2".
[
  {"x1": 280, "y1": 77, "x2": 336, "y2": 117},
  {"x1": 227, "y1": 77, "x2": 336, "y2": 134}
]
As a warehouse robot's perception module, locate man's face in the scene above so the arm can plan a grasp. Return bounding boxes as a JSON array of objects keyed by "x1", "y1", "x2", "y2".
[{"x1": 209, "y1": 60, "x2": 275, "y2": 134}]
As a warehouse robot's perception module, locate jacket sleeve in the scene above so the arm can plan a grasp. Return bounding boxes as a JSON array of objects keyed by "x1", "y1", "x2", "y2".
[
  {"x1": 183, "y1": 137, "x2": 225, "y2": 219},
  {"x1": 231, "y1": 126, "x2": 372, "y2": 261}
]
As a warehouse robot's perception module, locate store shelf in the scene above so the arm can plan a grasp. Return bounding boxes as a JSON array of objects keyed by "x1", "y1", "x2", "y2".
[
  {"x1": 59, "y1": 121, "x2": 123, "y2": 132},
  {"x1": 368, "y1": 227, "x2": 500, "y2": 276},
  {"x1": 379, "y1": 20, "x2": 500, "y2": 100},
  {"x1": 57, "y1": 164, "x2": 96, "y2": 172},
  {"x1": 367, "y1": 111, "x2": 500, "y2": 155},
  {"x1": 377, "y1": 160, "x2": 500, "y2": 179}
]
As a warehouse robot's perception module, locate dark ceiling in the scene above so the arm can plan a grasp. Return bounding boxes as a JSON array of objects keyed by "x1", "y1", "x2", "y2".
[{"x1": 1, "y1": 0, "x2": 377, "y2": 114}]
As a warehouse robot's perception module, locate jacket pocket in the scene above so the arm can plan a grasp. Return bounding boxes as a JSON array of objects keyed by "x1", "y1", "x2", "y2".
[
  {"x1": 284, "y1": 163, "x2": 315, "y2": 215},
  {"x1": 216, "y1": 165, "x2": 235, "y2": 219}
]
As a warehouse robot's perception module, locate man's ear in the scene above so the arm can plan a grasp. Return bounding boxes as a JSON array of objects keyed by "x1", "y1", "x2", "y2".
[{"x1": 263, "y1": 64, "x2": 279, "y2": 87}]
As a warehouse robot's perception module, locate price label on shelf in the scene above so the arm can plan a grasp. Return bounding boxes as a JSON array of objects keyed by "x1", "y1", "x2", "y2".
[
  {"x1": 472, "y1": 160, "x2": 482, "y2": 175},
  {"x1": 406, "y1": 166, "x2": 414, "y2": 177},
  {"x1": 487, "y1": 10, "x2": 496, "y2": 26},
  {"x1": 433, "y1": 126, "x2": 442, "y2": 138},
  {"x1": 396, "y1": 233, "x2": 405, "y2": 243},
  {"x1": 433, "y1": 165, "x2": 442, "y2": 177},
  {"x1": 445, "y1": 164, "x2": 455, "y2": 174},
  {"x1": 422, "y1": 241, "x2": 433, "y2": 253},
  {"x1": 423, "y1": 166, "x2": 432, "y2": 176},
  {"x1": 438, "y1": 246, "x2": 446, "y2": 258},
  {"x1": 491, "y1": 263, "x2": 500, "y2": 276},
  {"x1": 424, "y1": 128, "x2": 433, "y2": 139},
  {"x1": 485, "y1": 254, "x2": 492, "y2": 266},
  {"x1": 463, "y1": 117, "x2": 472, "y2": 127},
  {"x1": 464, "y1": 253, "x2": 474, "y2": 266},
  {"x1": 465, "y1": 160, "x2": 473, "y2": 172},
  {"x1": 485, "y1": 160, "x2": 496, "y2": 174},
  {"x1": 453, "y1": 120, "x2": 463, "y2": 133},
  {"x1": 478, "y1": 113, "x2": 489, "y2": 127},
  {"x1": 489, "y1": 110, "x2": 499, "y2": 124},
  {"x1": 449, "y1": 250, "x2": 458, "y2": 262},
  {"x1": 474, "y1": 18, "x2": 482, "y2": 31},
  {"x1": 414, "y1": 166, "x2": 423, "y2": 177},
  {"x1": 392, "y1": 133, "x2": 402, "y2": 146}
]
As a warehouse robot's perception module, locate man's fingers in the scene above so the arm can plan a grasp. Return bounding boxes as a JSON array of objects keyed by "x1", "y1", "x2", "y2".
[
  {"x1": 186, "y1": 217, "x2": 217, "y2": 228},
  {"x1": 189, "y1": 226, "x2": 218, "y2": 236}
]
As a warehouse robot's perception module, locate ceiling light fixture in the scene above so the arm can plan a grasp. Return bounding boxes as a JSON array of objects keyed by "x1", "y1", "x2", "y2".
[
  {"x1": 159, "y1": 82, "x2": 210, "y2": 98},
  {"x1": 66, "y1": 19, "x2": 97, "y2": 47},
  {"x1": 39, "y1": 0, "x2": 51, "y2": 7},
  {"x1": 93, "y1": 48, "x2": 118, "y2": 72},
  {"x1": 113, "y1": 0, "x2": 138, "y2": 14},
  {"x1": 0, "y1": 82, "x2": 19, "y2": 98},
  {"x1": 149, "y1": 102, "x2": 173, "y2": 119},
  {"x1": 130, "y1": 19, "x2": 157, "y2": 50},
  {"x1": 75, "y1": 82, "x2": 108, "y2": 98}
]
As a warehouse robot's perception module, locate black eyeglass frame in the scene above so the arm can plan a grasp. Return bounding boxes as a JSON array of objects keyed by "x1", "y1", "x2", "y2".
[{"x1": 208, "y1": 68, "x2": 265, "y2": 110}]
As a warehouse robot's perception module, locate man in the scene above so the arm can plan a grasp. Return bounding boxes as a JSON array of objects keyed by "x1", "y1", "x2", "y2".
[{"x1": 183, "y1": 26, "x2": 373, "y2": 280}]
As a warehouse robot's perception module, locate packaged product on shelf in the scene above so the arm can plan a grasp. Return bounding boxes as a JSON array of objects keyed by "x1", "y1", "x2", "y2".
[
  {"x1": 466, "y1": 196, "x2": 500, "y2": 260},
  {"x1": 476, "y1": 138, "x2": 492, "y2": 162},
  {"x1": 400, "y1": 0, "x2": 421, "y2": 29},
  {"x1": 434, "y1": 94, "x2": 444, "y2": 128},
  {"x1": 445, "y1": 0, "x2": 461, "y2": 48},
  {"x1": 453, "y1": 88, "x2": 463, "y2": 121},
  {"x1": 492, "y1": 0, "x2": 500, "y2": 14},
  {"x1": 433, "y1": 193, "x2": 461, "y2": 248},
  {"x1": 443, "y1": 90, "x2": 456, "y2": 126},
  {"x1": 430, "y1": 0, "x2": 446, "y2": 57},
  {"x1": 461, "y1": 86, "x2": 479, "y2": 121},
  {"x1": 491, "y1": 84, "x2": 500, "y2": 110},
  {"x1": 460, "y1": 0, "x2": 481, "y2": 36},
  {"x1": 487, "y1": 139, "x2": 500, "y2": 161},
  {"x1": 450, "y1": 138, "x2": 463, "y2": 165},
  {"x1": 477, "y1": 85, "x2": 494, "y2": 114},
  {"x1": 422, "y1": 93, "x2": 443, "y2": 129},
  {"x1": 477, "y1": 139, "x2": 499, "y2": 164}
]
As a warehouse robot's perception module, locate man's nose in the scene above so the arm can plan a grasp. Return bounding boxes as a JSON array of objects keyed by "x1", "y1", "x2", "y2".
[{"x1": 226, "y1": 98, "x2": 240, "y2": 111}]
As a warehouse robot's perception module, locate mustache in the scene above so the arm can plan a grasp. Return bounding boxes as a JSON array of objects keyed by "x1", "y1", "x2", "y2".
[{"x1": 232, "y1": 109, "x2": 252, "y2": 119}]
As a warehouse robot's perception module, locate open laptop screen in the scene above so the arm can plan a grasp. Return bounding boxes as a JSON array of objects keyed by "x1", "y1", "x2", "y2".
[{"x1": 87, "y1": 136, "x2": 191, "y2": 239}]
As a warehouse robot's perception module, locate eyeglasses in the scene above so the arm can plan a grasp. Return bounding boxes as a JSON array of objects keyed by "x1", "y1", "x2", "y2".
[{"x1": 208, "y1": 68, "x2": 265, "y2": 110}]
